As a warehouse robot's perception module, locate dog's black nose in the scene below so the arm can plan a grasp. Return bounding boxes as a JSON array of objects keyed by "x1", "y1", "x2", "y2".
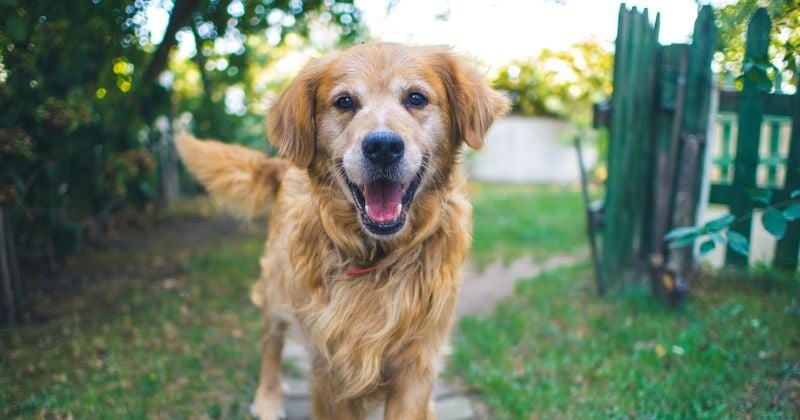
[{"x1": 362, "y1": 131, "x2": 404, "y2": 168}]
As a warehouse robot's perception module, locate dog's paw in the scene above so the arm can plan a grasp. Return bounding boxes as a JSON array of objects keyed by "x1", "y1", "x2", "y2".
[{"x1": 249, "y1": 395, "x2": 285, "y2": 420}]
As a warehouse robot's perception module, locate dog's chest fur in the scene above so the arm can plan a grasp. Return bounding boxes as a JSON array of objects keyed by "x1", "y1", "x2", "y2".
[{"x1": 260, "y1": 168, "x2": 471, "y2": 398}]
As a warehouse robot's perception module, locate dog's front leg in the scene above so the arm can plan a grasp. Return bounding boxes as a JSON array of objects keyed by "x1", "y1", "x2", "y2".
[
  {"x1": 309, "y1": 368, "x2": 364, "y2": 420},
  {"x1": 384, "y1": 366, "x2": 436, "y2": 420},
  {"x1": 250, "y1": 317, "x2": 287, "y2": 420}
]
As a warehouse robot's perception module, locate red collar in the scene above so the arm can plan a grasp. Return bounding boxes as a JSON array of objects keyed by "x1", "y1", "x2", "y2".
[{"x1": 345, "y1": 264, "x2": 379, "y2": 276}]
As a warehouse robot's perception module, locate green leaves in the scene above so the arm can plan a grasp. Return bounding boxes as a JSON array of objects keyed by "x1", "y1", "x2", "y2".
[
  {"x1": 664, "y1": 189, "x2": 800, "y2": 260},
  {"x1": 665, "y1": 226, "x2": 702, "y2": 241},
  {"x1": 762, "y1": 208, "x2": 787, "y2": 239},
  {"x1": 699, "y1": 240, "x2": 716, "y2": 257},
  {"x1": 783, "y1": 204, "x2": 800, "y2": 221},
  {"x1": 704, "y1": 214, "x2": 736, "y2": 231},
  {"x1": 4, "y1": 14, "x2": 27, "y2": 43},
  {"x1": 748, "y1": 188, "x2": 772, "y2": 207},
  {"x1": 727, "y1": 231, "x2": 750, "y2": 257}
]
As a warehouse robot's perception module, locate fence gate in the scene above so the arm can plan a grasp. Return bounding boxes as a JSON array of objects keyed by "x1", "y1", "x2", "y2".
[
  {"x1": 593, "y1": 5, "x2": 800, "y2": 304},
  {"x1": 594, "y1": 4, "x2": 714, "y2": 304}
]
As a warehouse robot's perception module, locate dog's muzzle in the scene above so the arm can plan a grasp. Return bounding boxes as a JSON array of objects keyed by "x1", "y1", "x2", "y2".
[{"x1": 344, "y1": 131, "x2": 424, "y2": 236}]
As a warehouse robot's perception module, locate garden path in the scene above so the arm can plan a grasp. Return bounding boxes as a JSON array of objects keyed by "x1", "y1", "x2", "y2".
[{"x1": 280, "y1": 252, "x2": 582, "y2": 420}]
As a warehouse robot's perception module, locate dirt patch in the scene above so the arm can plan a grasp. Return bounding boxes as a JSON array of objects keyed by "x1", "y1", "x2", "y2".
[
  {"x1": 18, "y1": 204, "x2": 264, "y2": 324},
  {"x1": 456, "y1": 253, "x2": 583, "y2": 317}
]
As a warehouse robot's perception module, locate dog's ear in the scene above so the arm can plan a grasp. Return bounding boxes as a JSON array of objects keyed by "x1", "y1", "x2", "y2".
[
  {"x1": 436, "y1": 52, "x2": 510, "y2": 150},
  {"x1": 267, "y1": 56, "x2": 331, "y2": 167}
]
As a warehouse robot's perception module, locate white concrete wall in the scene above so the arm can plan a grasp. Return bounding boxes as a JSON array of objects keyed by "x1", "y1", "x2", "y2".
[{"x1": 467, "y1": 115, "x2": 597, "y2": 184}]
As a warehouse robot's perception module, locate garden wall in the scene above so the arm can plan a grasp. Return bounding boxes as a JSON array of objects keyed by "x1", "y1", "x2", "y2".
[{"x1": 467, "y1": 115, "x2": 596, "y2": 184}]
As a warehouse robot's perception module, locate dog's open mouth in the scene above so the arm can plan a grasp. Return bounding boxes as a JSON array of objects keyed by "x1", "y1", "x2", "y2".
[{"x1": 346, "y1": 170, "x2": 424, "y2": 236}]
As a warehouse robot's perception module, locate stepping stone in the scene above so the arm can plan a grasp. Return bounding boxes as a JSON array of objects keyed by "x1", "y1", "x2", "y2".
[
  {"x1": 435, "y1": 396, "x2": 475, "y2": 420},
  {"x1": 284, "y1": 377, "x2": 310, "y2": 397},
  {"x1": 284, "y1": 396, "x2": 312, "y2": 420}
]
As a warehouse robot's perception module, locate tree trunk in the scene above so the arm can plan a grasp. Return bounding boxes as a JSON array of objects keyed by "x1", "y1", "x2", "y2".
[
  {"x1": 0, "y1": 208, "x2": 15, "y2": 328},
  {"x1": 142, "y1": 0, "x2": 202, "y2": 83}
]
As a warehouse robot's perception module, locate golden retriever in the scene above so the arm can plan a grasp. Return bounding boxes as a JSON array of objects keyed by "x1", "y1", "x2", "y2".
[{"x1": 176, "y1": 42, "x2": 509, "y2": 419}]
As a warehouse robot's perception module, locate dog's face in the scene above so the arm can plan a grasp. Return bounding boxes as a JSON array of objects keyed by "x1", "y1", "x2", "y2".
[{"x1": 268, "y1": 43, "x2": 508, "y2": 239}]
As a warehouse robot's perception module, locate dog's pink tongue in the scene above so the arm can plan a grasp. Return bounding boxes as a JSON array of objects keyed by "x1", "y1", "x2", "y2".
[{"x1": 364, "y1": 181, "x2": 403, "y2": 223}]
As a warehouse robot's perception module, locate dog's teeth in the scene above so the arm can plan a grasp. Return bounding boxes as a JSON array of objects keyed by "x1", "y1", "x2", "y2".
[
  {"x1": 395, "y1": 203, "x2": 402, "y2": 215},
  {"x1": 365, "y1": 205, "x2": 370, "y2": 214}
]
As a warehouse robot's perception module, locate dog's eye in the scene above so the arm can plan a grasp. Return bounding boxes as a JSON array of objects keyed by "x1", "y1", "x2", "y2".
[
  {"x1": 334, "y1": 95, "x2": 355, "y2": 110},
  {"x1": 405, "y1": 92, "x2": 428, "y2": 109}
]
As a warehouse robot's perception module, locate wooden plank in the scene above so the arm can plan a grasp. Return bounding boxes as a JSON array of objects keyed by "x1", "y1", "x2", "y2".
[
  {"x1": 602, "y1": 5, "x2": 662, "y2": 286},
  {"x1": 710, "y1": 184, "x2": 782, "y2": 205},
  {"x1": 603, "y1": 5, "x2": 633, "y2": 283},
  {"x1": 635, "y1": 13, "x2": 652, "y2": 260},
  {"x1": 575, "y1": 137, "x2": 606, "y2": 293},
  {"x1": 774, "y1": 75, "x2": 800, "y2": 269},
  {"x1": 649, "y1": 44, "x2": 687, "y2": 297},
  {"x1": 727, "y1": 8, "x2": 771, "y2": 266},
  {"x1": 619, "y1": 6, "x2": 642, "y2": 274},
  {"x1": 634, "y1": 9, "x2": 660, "y2": 274},
  {"x1": 662, "y1": 5, "x2": 715, "y2": 303},
  {"x1": 766, "y1": 120, "x2": 782, "y2": 186},
  {"x1": 719, "y1": 118, "x2": 734, "y2": 181},
  {"x1": 718, "y1": 90, "x2": 793, "y2": 115},
  {"x1": 650, "y1": 44, "x2": 686, "y2": 248},
  {"x1": 637, "y1": 9, "x2": 661, "y2": 263}
]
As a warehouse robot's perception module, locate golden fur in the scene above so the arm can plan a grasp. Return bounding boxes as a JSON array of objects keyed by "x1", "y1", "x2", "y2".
[{"x1": 176, "y1": 43, "x2": 508, "y2": 419}]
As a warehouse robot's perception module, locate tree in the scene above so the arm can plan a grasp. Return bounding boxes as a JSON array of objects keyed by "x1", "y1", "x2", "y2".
[
  {"x1": 712, "y1": 0, "x2": 799, "y2": 88},
  {"x1": 0, "y1": 0, "x2": 362, "y2": 325},
  {"x1": 493, "y1": 39, "x2": 613, "y2": 124}
]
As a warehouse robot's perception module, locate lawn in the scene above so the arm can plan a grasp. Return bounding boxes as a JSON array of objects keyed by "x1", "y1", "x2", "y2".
[
  {"x1": 1, "y1": 227, "x2": 268, "y2": 418},
  {"x1": 8, "y1": 183, "x2": 790, "y2": 419},
  {"x1": 450, "y1": 264, "x2": 800, "y2": 418},
  {"x1": 468, "y1": 183, "x2": 586, "y2": 268},
  {"x1": 1, "y1": 183, "x2": 587, "y2": 417}
]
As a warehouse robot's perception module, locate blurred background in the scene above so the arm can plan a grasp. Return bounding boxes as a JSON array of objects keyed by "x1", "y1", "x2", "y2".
[{"x1": 1, "y1": 0, "x2": 799, "y2": 418}]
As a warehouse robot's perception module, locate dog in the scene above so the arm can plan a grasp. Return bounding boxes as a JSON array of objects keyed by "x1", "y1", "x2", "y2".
[{"x1": 176, "y1": 42, "x2": 509, "y2": 419}]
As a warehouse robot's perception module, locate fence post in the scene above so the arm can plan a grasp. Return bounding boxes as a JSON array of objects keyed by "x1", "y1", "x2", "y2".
[
  {"x1": 650, "y1": 44, "x2": 688, "y2": 298},
  {"x1": 602, "y1": 6, "x2": 660, "y2": 286},
  {"x1": 774, "y1": 74, "x2": 800, "y2": 269},
  {"x1": 603, "y1": 5, "x2": 628, "y2": 283},
  {"x1": 727, "y1": 8, "x2": 771, "y2": 266},
  {"x1": 664, "y1": 5, "x2": 715, "y2": 303}
]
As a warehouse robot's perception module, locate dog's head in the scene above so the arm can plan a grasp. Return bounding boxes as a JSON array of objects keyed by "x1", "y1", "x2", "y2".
[{"x1": 268, "y1": 43, "x2": 509, "y2": 239}]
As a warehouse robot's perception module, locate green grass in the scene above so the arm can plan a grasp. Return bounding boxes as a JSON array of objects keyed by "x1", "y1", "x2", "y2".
[
  {"x1": 0, "y1": 230, "x2": 268, "y2": 418},
  {"x1": 0, "y1": 184, "x2": 611, "y2": 417},
  {"x1": 449, "y1": 264, "x2": 800, "y2": 419},
  {"x1": 469, "y1": 183, "x2": 586, "y2": 268}
]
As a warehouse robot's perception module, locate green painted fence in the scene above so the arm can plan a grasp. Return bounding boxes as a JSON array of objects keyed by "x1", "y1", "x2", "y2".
[
  {"x1": 594, "y1": 4, "x2": 715, "y2": 304},
  {"x1": 592, "y1": 6, "x2": 799, "y2": 304},
  {"x1": 707, "y1": 8, "x2": 800, "y2": 270}
]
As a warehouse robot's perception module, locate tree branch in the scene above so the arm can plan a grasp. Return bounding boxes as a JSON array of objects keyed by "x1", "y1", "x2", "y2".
[{"x1": 142, "y1": 0, "x2": 202, "y2": 83}]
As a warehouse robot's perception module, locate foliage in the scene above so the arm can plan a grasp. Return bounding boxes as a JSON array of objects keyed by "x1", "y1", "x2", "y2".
[
  {"x1": 665, "y1": 188, "x2": 800, "y2": 258},
  {"x1": 160, "y1": 0, "x2": 364, "y2": 143},
  {"x1": 712, "y1": 0, "x2": 800, "y2": 88},
  {"x1": 492, "y1": 39, "x2": 613, "y2": 124},
  {"x1": 450, "y1": 264, "x2": 800, "y2": 418},
  {"x1": 0, "y1": 0, "x2": 361, "y2": 293}
]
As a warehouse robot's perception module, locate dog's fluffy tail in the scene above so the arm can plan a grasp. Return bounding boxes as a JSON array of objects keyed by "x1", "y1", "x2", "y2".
[{"x1": 174, "y1": 133, "x2": 289, "y2": 219}]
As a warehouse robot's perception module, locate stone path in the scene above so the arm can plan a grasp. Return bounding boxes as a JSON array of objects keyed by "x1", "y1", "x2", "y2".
[{"x1": 278, "y1": 253, "x2": 580, "y2": 419}]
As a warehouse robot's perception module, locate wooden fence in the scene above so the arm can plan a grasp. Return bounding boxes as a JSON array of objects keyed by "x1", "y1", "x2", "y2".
[
  {"x1": 592, "y1": 4, "x2": 715, "y2": 304},
  {"x1": 590, "y1": 5, "x2": 798, "y2": 304},
  {"x1": 707, "y1": 8, "x2": 800, "y2": 270}
]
